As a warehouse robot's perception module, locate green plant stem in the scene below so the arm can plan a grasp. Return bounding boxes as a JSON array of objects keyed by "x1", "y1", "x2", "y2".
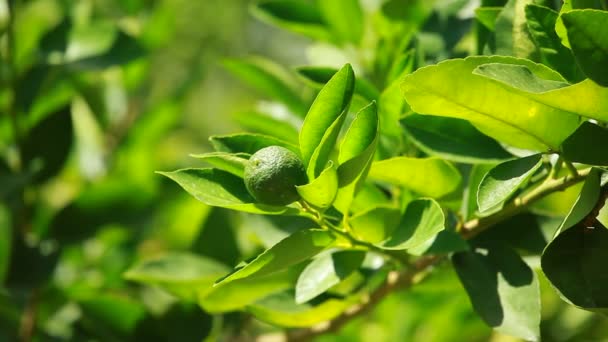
[{"x1": 563, "y1": 159, "x2": 579, "y2": 177}]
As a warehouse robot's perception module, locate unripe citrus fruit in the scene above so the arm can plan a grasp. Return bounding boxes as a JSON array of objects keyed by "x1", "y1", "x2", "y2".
[{"x1": 244, "y1": 146, "x2": 308, "y2": 206}]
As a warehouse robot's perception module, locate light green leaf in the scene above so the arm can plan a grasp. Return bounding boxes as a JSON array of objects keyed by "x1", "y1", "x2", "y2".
[
  {"x1": 378, "y1": 199, "x2": 445, "y2": 250},
  {"x1": 233, "y1": 111, "x2": 300, "y2": 144},
  {"x1": 296, "y1": 66, "x2": 379, "y2": 101},
  {"x1": 334, "y1": 102, "x2": 379, "y2": 213},
  {"x1": 296, "y1": 161, "x2": 338, "y2": 209},
  {"x1": 555, "y1": 168, "x2": 601, "y2": 234},
  {"x1": 190, "y1": 152, "x2": 249, "y2": 177},
  {"x1": 476, "y1": 7, "x2": 502, "y2": 31},
  {"x1": 159, "y1": 168, "x2": 296, "y2": 215},
  {"x1": 295, "y1": 250, "x2": 365, "y2": 303},
  {"x1": 252, "y1": 0, "x2": 333, "y2": 42},
  {"x1": 223, "y1": 57, "x2": 306, "y2": 115},
  {"x1": 247, "y1": 291, "x2": 355, "y2": 327},
  {"x1": 562, "y1": 10, "x2": 608, "y2": 86},
  {"x1": 477, "y1": 154, "x2": 543, "y2": 213},
  {"x1": 561, "y1": 122, "x2": 608, "y2": 166},
  {"x1": 453, "y1": 245, "x2": 541, "y2": 341},
  {"x1": 473, "y1": 63, "x2": 569, "y2": 93},
  {"x1": 300, "y1": 64, "x2": 355, "y2": 178},
  {"x1": 369, "y1": 157, "x2": 462, "y2": 198},
  {"x1": 401, "y1": 56, "x2": 581, "y2": 151},
  {"x1": 124, "y1": 253, "x2": 229, "y2": 301},
  {"x1": 199, "y1": 269, "x2": 297, "y2": 313},
  {"x1": 349, "y1": 206, "x2": 401, "y2": 244},
  {"x1": 209, "y1": 133, "x2": 299, "y2": 155},
  {"x1": 216, "y1": 229, "x2": 335, "y2": 285},
  {"x1": 318, "y1": 0, "x2": 364, "y2": 45},
  {"x1": 402, "y1": 114, "x2": 512, "y2": 164}
]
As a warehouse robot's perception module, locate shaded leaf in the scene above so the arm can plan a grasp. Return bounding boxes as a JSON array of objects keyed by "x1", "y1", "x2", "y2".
[
  {"x1": 66, "y1": 31, "x2": 145, "y2": 71},
  {"x1": 252, "y1": 0, "x2": 332, "y2": 42},
  {"x1": 476, "y1": 7, "x2": 502, "y2": 31},
  {"x1": 408, "y1": 230, "x2": 469, "y2": 256},
  {"x1": 379, "y1": 199, "x2": 445, "y2": 250},
  {"x1": 233, "y1": 111, "x2": 300, "y2": 144},
  {"x1": 555, "y1": 168, "x2": 601, "y2": 234},
  {"x1": 296, "y1": 162, "x2": 338, "y2": 209},
  {"x1": 209, "y1": 133, "x2": 299, "y2": 155},
  {"x1": 561, "y1": 122, "x2": 608, "y2": 166},
  {"x1": 190, "y1": 152, "x2": 249, "y2": 178}
]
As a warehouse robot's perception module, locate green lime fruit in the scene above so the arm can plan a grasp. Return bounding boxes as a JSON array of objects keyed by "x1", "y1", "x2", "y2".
[{"x1": 244, "y1": 146, "x2": 308, "y2": 206}]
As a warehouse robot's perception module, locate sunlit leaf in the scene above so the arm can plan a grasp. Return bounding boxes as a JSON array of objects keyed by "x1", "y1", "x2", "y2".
[
  {"x1": 297, "y1": 162, "x2": 338, "y2": 209},
  {"x1": 379, "y1": 199, "x2": 445, "y2": 250},
  {"x1": 190, "y1": 152, "x2": 249, "y2": 178}
]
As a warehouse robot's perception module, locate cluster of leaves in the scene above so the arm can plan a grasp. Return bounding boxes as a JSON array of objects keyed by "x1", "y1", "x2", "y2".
[{"x1": 126, "y1": 0, "x2": 608, "y2": 341}]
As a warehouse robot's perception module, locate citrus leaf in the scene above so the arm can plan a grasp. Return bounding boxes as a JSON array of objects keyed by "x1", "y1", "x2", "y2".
[
  {"x1": 223, "y1": 57, "x2": 306, "y2": 115},
  {"x1": 318, "y1": 0, "x2": 363, "y2": 45},
  {"x1": 562, "y1": 9, "x2": 608, "y2": 87},
  {"x1": 159, "y1": 168, "x2": 296, "y2": 215},
  {"x1": 491, "y1": 0, "x2": 538, "y2": 60},
  {"x1": 300, "y1": 63, "x2": 354, "y2": 178},
  {"x1": 555, "y1": 168, "x2": 601, "y2": 235},
  {"x1": 453, "y1": 245, "x2": 541, "y2": 341},
  {"x1": 295, "y1": 250, "x2": 365, "y2": 304},
  {"x1": 209, "y1": 133, "x2": 299, "y2": 155},
  {"x1": 402, "y1": 114, "x2": 512, "y2": 164},
  {"x1": 233, "y1": 111, "x2": 300, "y2": 144},
  {"x1": 349, "y1": 206, "x2": 401, "y2": 244},
  {"x1": 561, "y1": 122, "x2": 608, "y2": 166},
  {"x1": 463, "y1": 164, "x2": 497, "y2": 221},
  {"x1": 401, "y1": 56, "x2": 581, "y2": 151},
  {"x1": 296, "y1": 66, "x2": 379, "y2": 101},
  {"x1": 296, "y1": 162, "x2": 338, "y2": 209},
  {"x1": 216, "y1": 229, "x2": 335, "y2": 285},
  {"x1": 408, "y1": 230, "x2": 469, "y2": 256},
  {"x1": 124, "y1": 253, "x2": 230, "y2": 302},
  {"x1": 476, "y1": 7, "x2": 502, "y2": 31},
  {"x1": 252, "y1": 0, "x2": 333, "y2": 42},
  {"x1": 477, "y1": 154, "x2": 543, "y2": 213},
  {"x1": 190, "y1": 152, "x2": 249, "y2": 177},
  {"x1": 378, "y1": 199, "x2": 445, "y2": 250},
  {"x1": 472, "y1": 63, "x2": 569, "y2": 93},
  {"x1": 369, "y1": 157, "x2": 462, "y2": 198}
]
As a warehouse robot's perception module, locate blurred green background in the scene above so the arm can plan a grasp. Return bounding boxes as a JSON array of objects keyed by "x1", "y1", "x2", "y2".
[{"x1": 1, "y1": 0, "x2": 607, "y2": 341}]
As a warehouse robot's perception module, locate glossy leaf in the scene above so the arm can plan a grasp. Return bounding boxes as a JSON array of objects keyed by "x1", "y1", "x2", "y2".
[
  {"x1": 223, "y1": 57, "x2": 306, "y2": 115},
  {"x1": 190, "y1": 152, "x2": 249, "y2": 178},
  {"x1": 296, "y1": 162, "x2": 338, "y2": 209},
  {"x1": 369, "y1": 157, "x2": 462, "y2": 198},
  {"x1": 477, "y1": 154, "x2": 543, "y2": 212},
  {"x1": 541, "y1": 224, "x2": 608, "y2": 314},
  {"x1": 453, "y1": 245, "x2": 541, "y2": 341},
  {"x1": 252, "y1": 0, "x2": 332, "y2": 42},
  {"x1": 562, "y1": 10, "x2": 608, "y2": 86},
  {"x1": 216, "y1": 229, "x2": 335, "y2": 285},
  {"x1": 299, "y1": 64, "x2": 354, "y2": 178},
  {"x1": 334, "y1": 102, "x2": 379, "y2": 213},
  {"x1": 124, "y1": 253, "x2": 230, "y2": 301},
  {"x1": 350, "y1": 206, "x2": 401, "y2": 244},
  {"x1": 159, "y1": 168, "x2": 296, "y2": 215},
  {"x1": 561, "y1": 122, "x2": 608, "y2": 166},
  {"x1": 209, "y1": 133, "x2": 299, "y2": 155},
  {"x1": 555, "y1": 168, "x2": 601, "y2": 234},
  {"x1": 247, "y1": 292, "x2": 354, "y2": 327},
  {"x1": 295, "y1": 250, "x2": 365, "y2": 303},
  {"x1": 402, "y1": 114, "x2": 512, "y2": 164},
  {"x1": 379, "y1": 199, "x2": 445, "y2": 250},
  {"x1": 296, "y1": 66, "x2": 379, "y2": 101},
  {"x1": 318, "y1": 0, "x2": 364, "y2": 45},
  {"x1": 401, "y1": 56, "x2": 581, "y2": 151},
  {"x1": 233, "y1": 111, "x2": 300, "y2": 144}
]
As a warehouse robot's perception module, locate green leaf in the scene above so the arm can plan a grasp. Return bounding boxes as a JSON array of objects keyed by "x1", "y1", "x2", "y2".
[
  {"x1": 369, "y1": 157, "x2": 462, "y2": 198},
  {"x1": 252, "y1": 0, "x2": 333, "y2": 42},
  {"x1": 555, "y1": 168, "x2": 601, "y2": 234},
  {"x1": 66, "y1": 31, "x2": 146, "y2": 71},
  {"x1": 296, "y1": 162, "x2": 338, "y2": 209},
  {"x1": 349, "y1": 206, "x2": 401, "y2": 244},
  {"x1": 223, "y1": 57, "x2": 306, "y2": 115},
  {"x1": 453, "y1": 245, "x2": 541, "y2": 341},
  {"x1": 562, "y1": 10, "x2": 608, "y2": 86},
  {"x1": 295, "y1": 250, "x2": 365, "y2": 303},
  {"x1": 299, "y1": 64, "x2": 355, "y2": 178},
  {"x1": 159, "y1": 168, "x2": 296, "y2": 215},
  {"x1": 209, "y1": 133, "x2": 299, "y2": 155},
  {"x1": 477, "y1": 154, "x2": 543, "y2": 212},
  {"x1": 473, "y1": 63, "x2": 569, "y2": 93},
  {"x1": 233, "y1": 111, "x2": 300, "y2": 144},
  {"x1": 189, "y1": 152, "x2": 249, "y2": 178},
  {"x1": 318, "y1": 0, "x2": 364, "y2": 45},
  {"x1": 408, "y1": 230, "x2": 469, "y2": 256},
  {"x1": 247, "y1": 291, "x2": 354, "y2": 327},
  {"x1": 199, "y1": 269, "x2": 297, "y2": 313},
  {"x1": 476, "y1": 7, "x2": 502, "y2": 31},
  {"x1": 541, "y1": 224, "x2": 608, "y2": 314},
  {"x1": 379, "y1": 199, "x2": 445, "y2": 250},
  {"x1": 216, "y1": 229, "x2": 335, "y2": 285},
  {"x1": 561, "y1": 122, "x2": 608, "y2": 166},
  {"x1": 463, "y1": 164, "x2": 497, "y2": 221},
  {"x1": 524, "y1": 4, "x2": 581, "y2": 82},
  {"x1": 401, "y1": 56, "x2": 581, "y2": 151},
  {"x1": 491, "y1": 0, "x2": 538, "y2": 60},
  {"x1": 402, "y1": 115, "x2": 512, "y2": 164},
  {"x1": 296, "y1": 66, "x2": 380, "y2": 101},
  {"x1": 77, "y1": 294, "x2": 146, "y2": 336},
  {"x1": 0, "y1": 205, "x2": 11, "y2": 283},
  {"x1": 334, "y1": 102, "x2": 379, "y2": 213},
  {"x1": 124, "y1": 253, "x2": 230, "y2": 302}
]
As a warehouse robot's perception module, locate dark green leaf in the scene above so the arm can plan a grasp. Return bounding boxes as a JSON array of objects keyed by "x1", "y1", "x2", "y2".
[
  {"x1": 402, "y1": 115, "x2": 512, "y2": 164},
  {"x1": 216, "y1": 229, "x2": 335, "y2": 285},
  {"x1": 189, "y1": 152, "x2": 249, "y2": 178},
  {"x1": 555, "y1": 168, "x2": 601, "y2": 234},
  {"x1": 562, "y1": 122, "x2": 608, "y2": 167},
  {"x1": 209, "y1": 133, "x2": 299, "y2": 155},
  {"x1": 299, "y1": 64, "x2": 354, "y2": 178},
  {"x1": 379, "y1": 199, "x2": 445, "y2": 250},
  {"x1": 0, "y1": 206, "x2": 10, "y2": 283},
  {"x1": 453, "y1": 245, "x2": 540, "y2": 341},
  {"x1": 159, "y1": 168, "x2": 296, "y2": 215},
  {"x1": 66, "y1": 31, "x2": 146, "y2": 71},
  {"x1": 473, "y1": 214, "x2": 550, "y2": 255},
  {"x1": 295, "y1": 250, "x2": 365, "y2": 303},
  {"x1": 252, "y1": 0, "x2": 333, "y2": 42},
  {"x1": 477, "y1": 154, "x2": 543, "y2": 212},
  {"x1": 408, "y1": 230, "x2": 469, "y2": 256},
  {"x1": 562, "y1": 9, "x2": 608, "y2": 86},
  {"x1": 77, "y1": 294, "x2": 146, "y2": 336}
]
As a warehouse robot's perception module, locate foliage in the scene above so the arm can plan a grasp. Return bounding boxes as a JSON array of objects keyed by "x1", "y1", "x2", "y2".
[{"x1": 2, "y1": 0, "x2": 608, "y2": 341}]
